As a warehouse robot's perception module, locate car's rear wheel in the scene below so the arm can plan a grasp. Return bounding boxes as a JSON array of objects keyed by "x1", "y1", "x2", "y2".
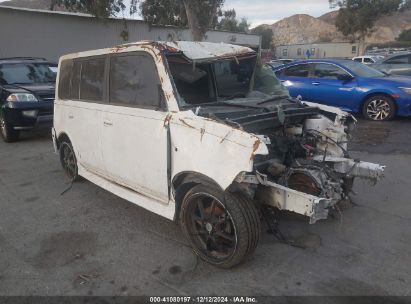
[
  {"x1": 0, "y1": 111, "x2": 20, "y2": 143},
  {"x1": 180, "y1": 184, "x2": 260, "y2": 268},
  {"x1": 59, "y1": 140, "x2": 78, "y2": 181},
  {"x1": 362, "y1": 95, "x2": 395, "y2": 121}
]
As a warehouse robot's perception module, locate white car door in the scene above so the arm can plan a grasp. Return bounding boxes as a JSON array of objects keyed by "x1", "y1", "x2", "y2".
[{"x1": 100, "y1": 52, "x2": 169, "y2": 203}]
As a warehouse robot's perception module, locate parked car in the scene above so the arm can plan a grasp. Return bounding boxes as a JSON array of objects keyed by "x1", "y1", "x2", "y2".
[
  {"x1": 370, "y1": 52, "x2": 411, "y2": 76},
  {"x1": 267, "y1": 59, "x2": 295, "y2": 68},
  {"x1": 0, "y1": 57, "x2": 56, "y2": 142},
  {"x1": 352, "y1": 55, "x2": 384, "y2": 64},
  {"x1": 53, "y1": 41, "x2": 384, "y2": 268},
  {"x1": 272, "y1": 59, "x2": 411, "y2": 121}
]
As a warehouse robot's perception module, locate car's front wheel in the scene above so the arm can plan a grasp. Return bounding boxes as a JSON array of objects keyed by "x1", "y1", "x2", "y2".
[
  {"x1": 362, "y1": 95, "x2": 395, "y2": 121},
  {"x1": 0, "y1": 111, "x2": 20, "y2": 142},
  {"x1": 180, "y1": 184, "x2": 261, "y2": 268}
]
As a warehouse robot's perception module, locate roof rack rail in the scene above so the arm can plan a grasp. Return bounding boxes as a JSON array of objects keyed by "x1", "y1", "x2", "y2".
[{"x1": 0, "y1": 57, "x2": 47, "y2": 61}]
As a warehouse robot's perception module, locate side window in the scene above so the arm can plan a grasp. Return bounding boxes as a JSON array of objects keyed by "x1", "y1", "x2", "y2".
[
  {"x1": 314, "y1": 63, "x2": 348, "y2": 79},
  {"x1": 79, "y1": 58, "x2": 105, "y2": 101},
  {"x1": 58, "y1": 59, "x2": 72, "y2": 100},
  {"x1": 363, "y1": 58, "x2": 373, "y2": 63},
  {"x1": 385, "y1": 55, "x2": 409, "y2": 64},
  {"x1": 109, "y1": 53, "x2": 163, "y2": 109},
  {"x1": 283, "y1": 64, "x2": 309, "y2": 77},
  {"x1": 353, "y1": 58, "x2": 362, "y2": 62},
  {"x1": 70, "y1": 60, "x2": 81, "y2": 100}
]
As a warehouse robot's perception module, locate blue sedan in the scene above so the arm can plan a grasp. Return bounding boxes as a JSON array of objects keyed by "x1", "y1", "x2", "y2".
[{"x1": 272, "y1": 59, "x2": 411, "y2": 121}]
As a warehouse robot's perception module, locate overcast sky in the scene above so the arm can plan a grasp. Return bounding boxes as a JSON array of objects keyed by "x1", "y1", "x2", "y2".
[
  {"x1": 0, "y1": 0, "x2": 333, "y2": 28},
  {"x1": 223, "y1": 0, "x2": 333, "y2": 28}
]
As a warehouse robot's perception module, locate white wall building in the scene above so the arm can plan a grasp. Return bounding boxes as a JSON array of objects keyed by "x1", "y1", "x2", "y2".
[
  {"x1": 0, "y1": 5, "x2": 261, "y2": 62},
  {"x1": 275, "y1": 42, "x2": 362, "y2": 59}
]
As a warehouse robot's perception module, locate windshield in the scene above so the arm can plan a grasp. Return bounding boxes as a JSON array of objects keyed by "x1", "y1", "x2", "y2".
[
  {"x1": 0, "y1": 63, "x2": 56, "y2": 85},
  {"x1": 167, "y1": 55, "x2": 289, "y2": 107},
  {"x1": 341, "y1": 61, "x2": 385, "y2": 78}
]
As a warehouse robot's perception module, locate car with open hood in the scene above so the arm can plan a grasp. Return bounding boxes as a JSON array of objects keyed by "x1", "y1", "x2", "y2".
[{"x1": 53, "y1": 41, "x2": 384, "y2": 268}]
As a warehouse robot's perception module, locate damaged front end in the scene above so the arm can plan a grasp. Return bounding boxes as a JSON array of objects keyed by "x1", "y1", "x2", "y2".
[
  {"x1": 164, "y1": 44, "x2": 385, "y2": 224},
  {"x1": 234, "y1": 104, "x2": 385, "y2": 223}
]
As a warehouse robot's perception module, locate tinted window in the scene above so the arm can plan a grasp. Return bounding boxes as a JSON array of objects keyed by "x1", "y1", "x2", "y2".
[
  {"x1": 70, "y1": 60, "x2": 81, "y2": 100},
  {"x1": 353, "y1": 58, "x2": 362, "y2": 62},
  {"x1": 109, "y1": 53, "x2": 162, "y2": 109},
  {"x1": 283, "y1": 64, "x2": 309, "y2": 77},
  {"x1": 385, "y1": 55, "x2": 410, "y2": 64},
  {"x1": 80, "y1": 58, "x2": 105, "y2": 101},
  {"x1": 58, "y1": 59, "x2": 72, "y2": 99},
  {"x1": 342, "y1": 61, "x2": 385, "y2": 78},
  {"x1": 314, "y1": 63, "x2": 348, "y2": 79},
  {"x1": 364, "y1": 58, "x2": 373, "y2": 63}
]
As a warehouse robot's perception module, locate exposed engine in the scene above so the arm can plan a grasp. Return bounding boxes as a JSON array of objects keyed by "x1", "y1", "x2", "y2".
[{"x1": 253, "y1": 114, "x2": 353, "y2": 203}]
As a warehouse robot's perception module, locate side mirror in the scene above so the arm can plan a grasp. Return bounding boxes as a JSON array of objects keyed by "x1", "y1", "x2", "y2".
[{"x1": 337, "y1": 74, "x2": 354, "y2": 82}]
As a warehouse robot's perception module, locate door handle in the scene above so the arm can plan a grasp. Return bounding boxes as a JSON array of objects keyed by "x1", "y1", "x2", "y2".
[
  {"x1": 103, "y1": 120, "x2": 113, "y2": 126},
  {"x1": 312, "y1": 82, "x2": 320, "y2": 85}
]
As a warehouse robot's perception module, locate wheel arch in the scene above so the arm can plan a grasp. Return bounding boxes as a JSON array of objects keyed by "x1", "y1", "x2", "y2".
[
  {"x1": 56, "y1": 132, "x2": 72, "y2": 150},
  {"x1": 172, "y1": 171, "x2": 224, "y2": 221},
  {"x1": 360, "y1": 92, "x2": 397, "y2": 114}
]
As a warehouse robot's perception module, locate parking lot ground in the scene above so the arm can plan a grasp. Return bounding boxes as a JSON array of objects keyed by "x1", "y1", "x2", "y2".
[{"x1": 0, "y1": 117, "x2": 411, "y2": 296}]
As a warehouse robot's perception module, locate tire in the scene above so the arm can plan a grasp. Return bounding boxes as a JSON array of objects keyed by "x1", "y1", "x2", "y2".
[
  {"x1": 59, "y1": 139, "x2": 78, "y2": 181},
  {"x1": 0, "y1": 111, "x2": 20, "y2": 142},
  {"x1": 180, "y1": 184, "x2": 261, "y2": 268},
  {"x1": 362, "y1": 95, "x2": 395, "y2": 121}
]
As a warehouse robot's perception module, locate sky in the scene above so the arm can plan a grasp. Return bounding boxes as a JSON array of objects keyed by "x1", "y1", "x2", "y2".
[
  {"x1": 0, "y1": 0, "x2": 333, "y2": 28},
  {"x1": 223, "y1": 0, "x2": 333, "y2": 28}
]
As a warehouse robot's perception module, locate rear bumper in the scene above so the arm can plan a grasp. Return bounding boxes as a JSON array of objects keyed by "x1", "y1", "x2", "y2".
[{"x1": 2, "y1": 101, "x2": 54, "y2": 129}]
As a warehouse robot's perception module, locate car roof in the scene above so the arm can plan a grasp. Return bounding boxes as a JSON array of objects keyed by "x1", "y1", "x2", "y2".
[
  {"x1": 272, "y1": 59, "x2": 351, "y2": 69},
  {"x1": 61, "y1": 40, "x2": 256, "y2": 63},
  {"x1": 383, "y1": 52, "x2": 411, "y2": 60}
]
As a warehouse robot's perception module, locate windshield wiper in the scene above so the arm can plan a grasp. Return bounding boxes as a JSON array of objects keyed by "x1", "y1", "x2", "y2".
[{"x1": 257, "y1": 95, "x2": 290, "y2": 105}]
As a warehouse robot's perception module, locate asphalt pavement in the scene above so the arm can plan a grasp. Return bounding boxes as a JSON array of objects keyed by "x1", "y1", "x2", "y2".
[{"x1": 0, "y1": 117, "x2": 410, "y2": 296}]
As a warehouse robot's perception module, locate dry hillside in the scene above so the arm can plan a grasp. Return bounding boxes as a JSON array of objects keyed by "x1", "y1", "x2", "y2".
[{"x1": 268, "y1": 9, "x2": 411, "y2": 46}]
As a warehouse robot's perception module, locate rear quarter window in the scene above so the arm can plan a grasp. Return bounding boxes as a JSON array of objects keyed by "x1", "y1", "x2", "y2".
[{"x1": 58, "y1": 59, "x2": 72, "y2": 100}]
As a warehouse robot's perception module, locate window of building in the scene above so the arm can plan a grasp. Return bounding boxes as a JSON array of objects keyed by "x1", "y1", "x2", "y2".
[
  {"x1": 313, "y1": 63, "x2": 349, "y2": 80},
  {"x1": 283, "y1": 64, "x2": 309, "y2": 77},
  {"x1": 297, "y1": 48, "x2": 302, "y2": 56},
  {"x1": 109, "y1": 53, "x2": 163, "y2": 109},
  {"x1": 58, "y1": 59, "x2": 72, "y2": 100},
  {"x1": 79, "y1": 58, "x2": 105, "y2": 101},
  {"x1": 311, "y1": 48, "x2": 316, "y2": 56},
  {"x1": 282, "y1": 49, "x2": 288, "y2": 57},
  {"x1": 352, "y1": 45, "x2": 357, "y2": 54}
]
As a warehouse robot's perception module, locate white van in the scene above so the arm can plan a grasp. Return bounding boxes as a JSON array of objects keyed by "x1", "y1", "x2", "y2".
[{"x1": 53, "y1": 41, "x2": 384, "y2": 268}]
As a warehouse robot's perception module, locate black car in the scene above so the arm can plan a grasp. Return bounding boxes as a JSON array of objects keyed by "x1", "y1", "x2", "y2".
[{"x1": 0, "y1": 57, "x2": 56, "y2": 142}]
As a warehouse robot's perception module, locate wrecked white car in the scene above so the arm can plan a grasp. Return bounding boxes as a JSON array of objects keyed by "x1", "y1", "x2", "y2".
[{"x1": 53, "y1": 41, "x2": 384, "y2": 268}]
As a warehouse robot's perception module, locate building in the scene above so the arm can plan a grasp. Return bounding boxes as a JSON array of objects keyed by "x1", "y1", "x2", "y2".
[
  {"x1": 275, "y1": 42, "x2": 362, "y2": 60},
  {"x1": 0, "y1": 5, "x2": 261, "y2": 62}
]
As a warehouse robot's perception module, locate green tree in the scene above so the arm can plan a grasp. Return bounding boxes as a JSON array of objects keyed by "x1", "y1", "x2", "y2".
[
  {"x1": 137, "y1": 0, "x2": 187, "y2": 27},
  {"x1": 216, "y1": 9, "x2": 249, "y2": 33},
  {"x1": 397, "y1": 28, "x2": 411, "y2": 41},
  {"x1": 251, "y1": 25, "x2": 273, "y2": 49},
  {"x1": 52, "y1": 0, "x2": 126, "y2": 18},
  {"x1": 329, "y1": 0, "x2": 404, "y2": 54}
]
